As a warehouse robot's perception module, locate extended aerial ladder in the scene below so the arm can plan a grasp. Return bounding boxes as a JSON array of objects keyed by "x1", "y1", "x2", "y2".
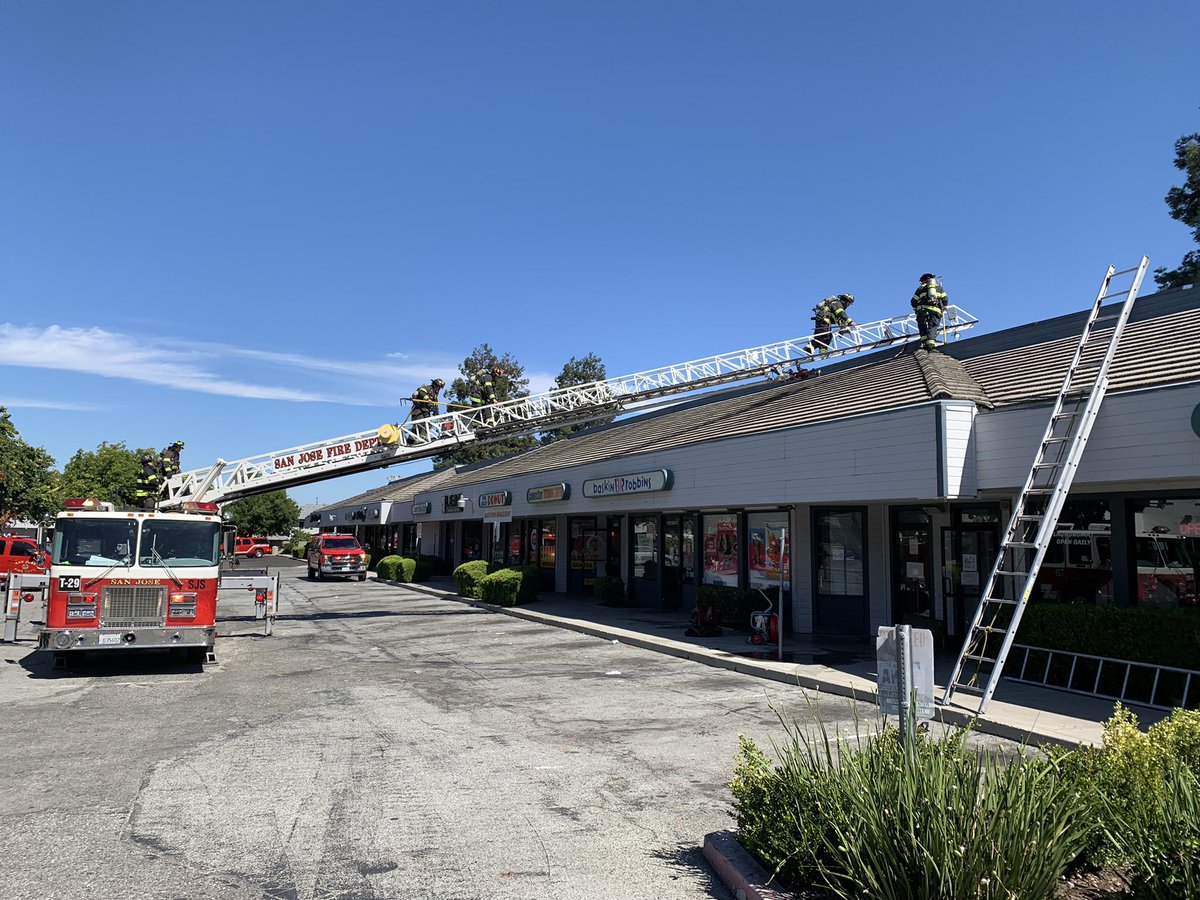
[
  {"x1": 161, "y1": 306, "x2": 978, "y2": 507},
  {"x1": 942, "y1": 258, "x2": 1149, "y2": 714}
]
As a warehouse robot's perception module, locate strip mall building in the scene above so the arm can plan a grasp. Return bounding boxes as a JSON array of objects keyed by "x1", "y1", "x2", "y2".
[{"x1": 316, "y1": 283, "x2": 1200, "y2": 642}]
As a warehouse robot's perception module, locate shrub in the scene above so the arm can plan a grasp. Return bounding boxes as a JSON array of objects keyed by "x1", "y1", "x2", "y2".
[
  {"x1": 514, "y1": 565, "x2": 539, "y2": 602},
  {"x1": 1103, "y1": 762, "x2": 1200, "y2": 898},
  {"x1": 454, "y1": 560, "x2": 491, "y2": 598},
  {"x1": 593, "y1": 575, "x2": 625, "y2": 606},
  {"x1": 697, "y1": 584, "x2": 778, "y2": 631},
  {"x1": 375, "y1": 555, "x2": 419, "y2": 582},
  {"x1": 480, "y1": 568, "x2": 523, "y2": 606},
  {"x1": 1016, "y1": 603, "x2": 1200, "y2": 670},
  {"x1": 733, "y1": 715, "x2": 1090, "y2": 898}
]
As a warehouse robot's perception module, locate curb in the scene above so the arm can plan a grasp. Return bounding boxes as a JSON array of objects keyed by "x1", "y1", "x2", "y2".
[
  {"x1": 380, "y1": 579, "x2": 1077, "y2": 749},
  {"x1": 702, "y1": 830, "x2": 792, "y2": 900}
]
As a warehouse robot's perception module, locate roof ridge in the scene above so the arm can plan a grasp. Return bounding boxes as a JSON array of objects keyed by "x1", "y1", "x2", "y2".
[{"x1": 915, "y1": 349, "x2": 994, "y2": 408}]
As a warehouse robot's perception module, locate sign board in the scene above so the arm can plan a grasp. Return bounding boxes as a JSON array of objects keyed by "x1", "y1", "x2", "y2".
[
  {"x1": 527, "y1": 483, "x2": 569, "y2": 503},
  {"x1": 876, "y1": 626, "x2": 935, "y2": 719},
  {"x1": 411, "y1": 502, "x2": 431, "y2": 516},
  {"x1": 483, "y1": 508, "x2": 513, "y2": 524},
  {"x1": 478, "y1": 491, "x2": 512, "y2": 509},
  {"x1": 583, "y1": 469, "x2": 673, "y2": 499},
  {"x1": 442, "y1": 494, "x2": 463, "y2": 513}
]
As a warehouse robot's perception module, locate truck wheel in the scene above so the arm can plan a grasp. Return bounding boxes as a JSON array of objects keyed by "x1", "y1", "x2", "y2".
[
  {"x1": 253, "y1": 549, "x2": 264, "y2": 558},
  {"x1": 358, "y1": 572, "x2": 367, "y2": 582}
]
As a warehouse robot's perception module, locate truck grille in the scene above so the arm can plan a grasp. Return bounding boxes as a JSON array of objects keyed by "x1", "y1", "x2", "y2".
[{"x1": 100, "y1": 585, "x2": 165, "y2": 628}]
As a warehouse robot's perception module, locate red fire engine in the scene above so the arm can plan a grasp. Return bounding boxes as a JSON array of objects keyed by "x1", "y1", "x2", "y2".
[{"x1": 38, "y1": 498, "x2": 225, "y2": 665}]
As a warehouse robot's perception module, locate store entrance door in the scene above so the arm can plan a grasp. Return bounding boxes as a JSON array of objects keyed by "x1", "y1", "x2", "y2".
[{"x1": 941, "y1": 526, "x2": 999, "y2": 642}]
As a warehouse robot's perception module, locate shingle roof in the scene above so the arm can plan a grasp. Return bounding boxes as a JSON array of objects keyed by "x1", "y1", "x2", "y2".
[{"x1": 422, "y1": 285, "x2": 1199, "y2": 494}]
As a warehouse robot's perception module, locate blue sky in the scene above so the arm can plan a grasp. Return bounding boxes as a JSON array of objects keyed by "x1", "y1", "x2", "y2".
[{"x1": 2, "y1": 2, "x2": 1197, "y2": 507}]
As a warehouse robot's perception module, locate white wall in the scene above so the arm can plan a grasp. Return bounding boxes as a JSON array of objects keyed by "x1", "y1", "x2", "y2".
[{"x1": 976, "y1": 383, "x2": 1200, "y2": 491}]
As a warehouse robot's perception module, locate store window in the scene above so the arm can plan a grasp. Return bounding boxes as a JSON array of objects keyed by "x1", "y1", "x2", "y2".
[
  {"x1": 632, "y1": 516, "x2": 659, "y2": 580},
  {"x1": 682, "y1": 516, "x2": 696, "y2": 585},
  {"x1": 747, "y1": 512, "x2": 789, "y2": 589},
  {"x1": 461, "y1": 521, "x2": 483, "y2": 561},
  {"x1": 1129, "y1": 497, "x2": 1199, "y2": 607},
  {"x1": 703, "y1": 514, "x2": 739, "y2": 587},
  {"x1": 539, "y1": 519, "x2": 557, "y2": 569},
  {"x1": 815, "y1": 510, "x2": 864, "y2": 596},
  {"x1": 1033, "y1": 499, "x2": 1112, "y2": 605}
]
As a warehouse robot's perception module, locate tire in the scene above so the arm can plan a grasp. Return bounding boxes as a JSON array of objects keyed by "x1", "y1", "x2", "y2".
[
  {"x1": 358, "y1": 573, "x2": 367, "y2": 582},
  {"x1": 187, "y1": 646, "x2": 207, "y2": 664},
  {"x1": 253, "y1": 549, "x2": 264, "y2": 558}
]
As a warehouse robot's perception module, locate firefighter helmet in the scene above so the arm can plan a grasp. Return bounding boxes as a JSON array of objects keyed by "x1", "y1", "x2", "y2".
[
  {"x1": 920, "y1": 273, "x2": 935, "y2": 283},
  {"x1": 839, "y1": 293, "x2": 855, "y2": 304},
  {"x1": 431, "y1": 378, "x2": 445, "y2": 388}
]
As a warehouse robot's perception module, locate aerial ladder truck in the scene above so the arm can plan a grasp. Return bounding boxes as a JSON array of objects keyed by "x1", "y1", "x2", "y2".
[{"x1": 14, "y1": 307, "x2": 978, "y2": 666}]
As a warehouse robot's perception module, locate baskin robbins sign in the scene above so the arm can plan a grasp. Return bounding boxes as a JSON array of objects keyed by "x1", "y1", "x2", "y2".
[{"x1": 583, "y1": 469, "x2": 673, "y2": 498}]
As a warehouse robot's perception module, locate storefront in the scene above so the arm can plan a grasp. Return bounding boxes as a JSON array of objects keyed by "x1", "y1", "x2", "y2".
[{"x1": 390, "y1": 283, "x2": 1198, "y2": 640}]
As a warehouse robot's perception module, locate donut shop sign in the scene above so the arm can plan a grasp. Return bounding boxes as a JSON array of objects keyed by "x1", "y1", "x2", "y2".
[{"x1": 583, "y1": 469, "x2": 673, "y2": 498}]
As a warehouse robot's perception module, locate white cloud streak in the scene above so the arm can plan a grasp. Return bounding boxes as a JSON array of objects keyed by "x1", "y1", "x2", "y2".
[{"x1": 0, "y1": 396, "x2": 103, "y2": 412}]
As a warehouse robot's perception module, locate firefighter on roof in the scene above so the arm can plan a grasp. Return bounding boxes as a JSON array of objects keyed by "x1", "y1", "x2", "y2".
[
  {"x1": 911, "y1": 273, "x2": 948, "y2": 351},
  {"x1": 468, "y1": 365, "x2": 503, "y2": 426},
  {"x1": 135, "y1": 454, "x2": 160, "y2": 511},
  {"x1": 803, "y1": 294, "x2": 856, "y2": 355}
]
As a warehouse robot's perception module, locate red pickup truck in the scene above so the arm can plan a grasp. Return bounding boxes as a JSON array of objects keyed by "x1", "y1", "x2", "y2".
[
  {"x1": 307, "y1": 534, "x2": 368, "y2": 581},
  {"x1": 0, "y1": 535, "x2": 48, "y2": 583}
]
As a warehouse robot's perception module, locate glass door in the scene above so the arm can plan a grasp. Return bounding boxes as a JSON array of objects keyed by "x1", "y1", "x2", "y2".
[
  {"x1": 942, "y1": 525, "x2": 999, "y2": 641},
  {"x1": 662, "y1": 515, "x2": 682, "y2": 609},
  {"x1": 630, "y1": 514, "x2": 660, "y2": 606}
]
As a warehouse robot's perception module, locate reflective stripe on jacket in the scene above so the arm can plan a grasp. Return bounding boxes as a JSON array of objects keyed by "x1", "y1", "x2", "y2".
[
  {"x1": 813, "y1": 297, "x2": 853, "y2": 326},
  {"x1": 911, "y1": 283, "x2": 948, "y2": 314}
]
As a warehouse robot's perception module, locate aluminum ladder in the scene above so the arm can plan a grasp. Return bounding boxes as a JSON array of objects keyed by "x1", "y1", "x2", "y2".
[{"x1": 941, "y1": 257, "x2": 1149, "y2": 713}]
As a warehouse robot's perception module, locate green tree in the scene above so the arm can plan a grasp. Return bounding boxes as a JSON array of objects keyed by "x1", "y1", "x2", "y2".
[
  {"x1": 61, "y1": 441, "x2": 153, "y2": 507},
  {"x1": 434, "y1": 343, "x2": 538, "y2": 469},
  {"x1": 540, "y1": 352, "x2": 613, "y2": 444},
  {"x1": 224, "y1": 491, "x2": 301, "y2": 536},
  {"x1": 0, "y1": 407, "x2": 60, "y2": 529},
  {"x1": 1154, "y1": 130, "x2": 1200, "y2": 290}
]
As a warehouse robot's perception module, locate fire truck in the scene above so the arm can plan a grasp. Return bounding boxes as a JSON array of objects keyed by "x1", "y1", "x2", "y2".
[{"x1": 36, "y1": 498, "x2": 227, "y2": 665}]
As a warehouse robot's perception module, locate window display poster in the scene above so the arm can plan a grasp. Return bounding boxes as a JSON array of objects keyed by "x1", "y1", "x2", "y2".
[
  {"x1": 748, "y1": 516, "x2": 790, "y2": 587},
  {"x1": 703, "y1": 515, "x2": 739, "y2": 586}
]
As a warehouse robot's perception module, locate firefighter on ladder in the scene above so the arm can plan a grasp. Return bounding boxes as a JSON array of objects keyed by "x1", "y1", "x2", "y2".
[
  {"x1": 911, "y1": 273, "x2": 948, "y2": 351},
  {"x1": 468, "y1": 365, "x2": 504, "y2": 426},
  {"x1": 408, "y1": 378, "x2": 444, "y2": 444},
  {"x1": 158, "y1": 441, "x2": 183, "y2": 499},
  {"x1": 135, "y1": 454, "x2": 160, "y2": 511},
  {"x1": 803, "y1": 294, "x2": 856, "y2": 355}
]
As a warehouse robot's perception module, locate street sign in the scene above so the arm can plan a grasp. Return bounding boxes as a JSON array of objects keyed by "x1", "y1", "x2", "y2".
[{"x1": 876, "y1": 625, "x2": 935, "y2": 719}]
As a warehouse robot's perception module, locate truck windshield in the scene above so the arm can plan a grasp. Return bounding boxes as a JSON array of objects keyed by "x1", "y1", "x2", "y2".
[
  {"x1": 321, "y1": 538, "x2": 361, "y2": 550},
  {"x1": 1135, "y1": 536, "x2": 1193, "y2": 569},
  {"x1": 141, "y1": 521, "x2": 222, "y2": 567},
  {"x1": 53, "y1": 519, "x2": 139, "y2": 567}
]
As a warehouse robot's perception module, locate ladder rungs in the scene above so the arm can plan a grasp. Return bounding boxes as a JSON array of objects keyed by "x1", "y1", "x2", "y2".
[
  {"x1": 1005, "y1": 541, "x2": 1038, "y2": 549},
  {"x1": 964, "y1": 653, "x2": 998, "y2": 665},
  {"x1": 1042, "y1": 437, "x2": 1069, "y2": 445},
  {"x1": 982, "y1": 597, "x2": 1019, "y2": 606}
]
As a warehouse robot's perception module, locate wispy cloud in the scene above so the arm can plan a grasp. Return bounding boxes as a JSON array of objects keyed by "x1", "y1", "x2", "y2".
[
  {"x1": 0, "y1": 324, "x2": 340, "y2": 402},
  {"x1": 0, "y1": 396, "x2": 103, "y2": 412}
]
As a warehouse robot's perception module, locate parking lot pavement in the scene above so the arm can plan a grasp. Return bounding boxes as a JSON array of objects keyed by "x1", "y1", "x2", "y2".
[{"x1": 0, "y1": 567, "x2": 1017, "y2": 900}]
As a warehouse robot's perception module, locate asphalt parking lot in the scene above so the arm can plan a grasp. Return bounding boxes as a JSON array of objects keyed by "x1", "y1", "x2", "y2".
[{"x1": 0, "y1": 559, "x2": 944, "y2": 899}]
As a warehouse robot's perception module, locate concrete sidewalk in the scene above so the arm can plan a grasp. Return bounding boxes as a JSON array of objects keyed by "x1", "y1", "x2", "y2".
[{"x1": 396, "y1": 576, "x2": 1168, "y2": 748}]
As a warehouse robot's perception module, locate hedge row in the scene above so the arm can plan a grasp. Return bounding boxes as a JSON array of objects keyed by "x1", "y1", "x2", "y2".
[
  {"x1": 453, "y1": 560, "x2": 492, "y2": 598},
  {"x1": 1017, "y1": 603, "x2": 1200, "y2": 670},
  {"x1": 374, "y1": 555, "x2": 433, "y2": 583}
]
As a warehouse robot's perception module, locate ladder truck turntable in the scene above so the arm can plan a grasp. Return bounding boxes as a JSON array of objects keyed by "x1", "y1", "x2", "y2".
[{"x1": 161, "y1": 306, "x2": 978, "y2": 509}]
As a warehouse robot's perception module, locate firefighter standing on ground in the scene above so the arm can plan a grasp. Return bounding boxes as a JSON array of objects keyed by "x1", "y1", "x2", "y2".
[
  {"x1": 803, "y1": 294, "x2": 856, "y2": 355},
  {"x1": 469, "y1": 366, "x2": 503, "y2": 425},
  {"x1": 911, "y1": 273, "x2": 948, "y2": 351},
  {"x1": 135, "y1": 454, "x2": 160, "y2": 511}
]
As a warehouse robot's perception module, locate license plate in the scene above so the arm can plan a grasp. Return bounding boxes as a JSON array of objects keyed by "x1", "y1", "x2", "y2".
[
  {"x1": 67, "y1": 608, "x2": 93, "y2": 619},
  {"x1": 98, "y1": 633, "x2": 121, "y2": 645}
]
